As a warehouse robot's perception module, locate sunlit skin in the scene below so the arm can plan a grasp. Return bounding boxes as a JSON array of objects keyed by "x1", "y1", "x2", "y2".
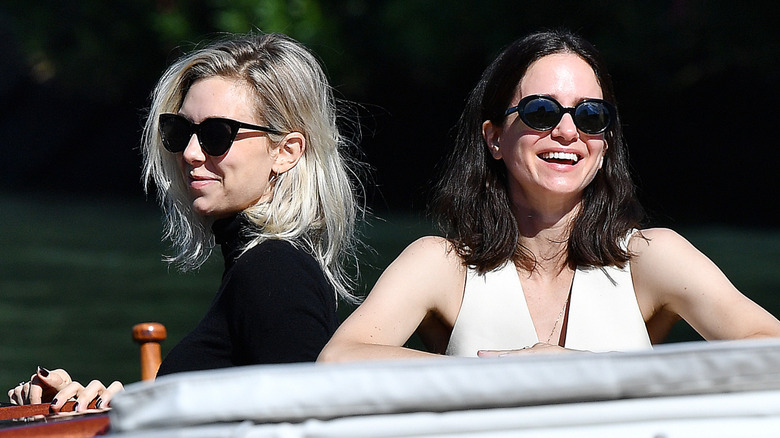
[
  {"x1": 472, "y1": 54, "x2": 611, "y2": 345},
  {"x1": 317, "y1": 54, "x2": 615, "y2": 361},
  {"x1": 483, "y1": 53, "x2": 607, "y2": 232},
  {"x1": 317, "y1": 52, "x2": 780, "y2": 364},
  {"x1": 178, "y1": 76, "x2": 278, "y2": 219}
]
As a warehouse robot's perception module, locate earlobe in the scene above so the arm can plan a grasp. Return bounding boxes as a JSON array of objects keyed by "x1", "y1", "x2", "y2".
[
  {"x1": 598, "y1": 145, "x2": 608, "y2": 169},
  {"x1": 599, "y1": 145, "x2": 609, "y2": 170},
  {"x1": 482, "y1": 120, "x2": 502, "y2": 160},
  {"x1": 272, "y1": 132, "x2": 305, "y2": 174}
]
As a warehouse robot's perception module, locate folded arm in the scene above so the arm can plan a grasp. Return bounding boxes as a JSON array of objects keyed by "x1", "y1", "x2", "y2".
[{"x1": 318, "y1": 236, "x2": 465, "y2": 362}]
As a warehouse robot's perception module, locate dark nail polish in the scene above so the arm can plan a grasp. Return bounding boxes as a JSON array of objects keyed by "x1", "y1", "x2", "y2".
[
  {"x1": 50, "y1": 398, "x2": 58, "y2": 406},
  {"x1": 72, "y1": 402, "x2": 79, "y2": 411},
  {"x1": 37, "y1": 366, "x2": 50, "y2": 377},
  {"x1": 95, "y1": 398, "x2": 102, "y2": 409}
]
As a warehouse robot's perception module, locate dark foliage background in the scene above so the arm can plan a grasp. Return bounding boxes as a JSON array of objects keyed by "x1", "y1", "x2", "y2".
[{"x1": 1, "y1": 0, "x2": 778, "y2": 226}]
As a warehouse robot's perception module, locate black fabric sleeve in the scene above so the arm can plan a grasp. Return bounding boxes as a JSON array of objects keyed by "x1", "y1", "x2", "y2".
[{"x1": 156, "y1": 240, "x2": 338, "y2": 377}]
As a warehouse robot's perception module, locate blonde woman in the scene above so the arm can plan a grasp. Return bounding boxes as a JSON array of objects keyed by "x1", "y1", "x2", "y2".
[{"x1": 10, "y1": 32, "x2": 362, "y2": 410}]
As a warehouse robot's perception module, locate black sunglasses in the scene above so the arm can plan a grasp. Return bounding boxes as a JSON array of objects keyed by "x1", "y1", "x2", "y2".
[
  {"x1": 159, "y1": 113, "x2": 282, "y2": 156},
  {"x1": 504, "y1": 95, "x2": 616, "y2": 135}
]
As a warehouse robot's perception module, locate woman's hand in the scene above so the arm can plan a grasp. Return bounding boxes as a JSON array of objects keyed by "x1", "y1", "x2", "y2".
[
  {"x1": 8, "y1": 366, "x2": 70, "y2": 406},
  {"x1": 7, "y1": 367, "x2": 123, "y2": 412},
  {"x1": 477, "y1": 342, "x2": 575, "y2": 357},
  {"x1": 49, "y1": 379, "x2": 124, "y2": 412}
]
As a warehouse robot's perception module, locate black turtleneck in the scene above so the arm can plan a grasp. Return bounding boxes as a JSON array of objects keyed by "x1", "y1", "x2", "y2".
[{"x1": 156, "y1": 214, "x2": 338, "y2": 376}]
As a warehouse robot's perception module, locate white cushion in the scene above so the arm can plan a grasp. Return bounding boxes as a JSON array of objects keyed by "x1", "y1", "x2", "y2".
[{"x1": 109, "y1": 339, "x2": 780, "y2": 435}]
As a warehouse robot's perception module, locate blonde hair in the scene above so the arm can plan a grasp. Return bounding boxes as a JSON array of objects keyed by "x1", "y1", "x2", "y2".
[{"x1": 141, "y1": 32, "x2": 362, "y2": 303}]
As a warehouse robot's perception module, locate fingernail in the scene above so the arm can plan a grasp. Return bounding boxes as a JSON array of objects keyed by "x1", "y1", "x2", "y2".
[
  {"x1": 73, "y1": 402, "x2": 79, "y2": 412},
  {"x1": 38, "y1": 366, "x2": 50, "y2": 377},
  {"x1": 50, "y1": 398, "x2": 58, "y2": 406},
  {"x1": 95, "y1": 398, "x2": 102, "y2": 409}
]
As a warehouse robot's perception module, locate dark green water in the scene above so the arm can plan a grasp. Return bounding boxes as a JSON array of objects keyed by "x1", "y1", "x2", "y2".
[{"x1": 1, "y1": 193, "x2": 778, "y2": 390}]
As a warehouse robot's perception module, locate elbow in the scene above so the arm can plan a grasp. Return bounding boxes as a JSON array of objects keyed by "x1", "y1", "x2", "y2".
[
  {"x1": 317, "y1": 338, "x2": 373, "y2": 363},
  {"x1": 316, "y1": 342, "x2": 346, "y2": 363},
  {"x1": 750, "y1": 319, "x2": 780, "y2": 339},
  {"x1": 729, "y1": 325, "x2": 780, "y2": 341},
  {"x1": 751, "y1": 330, "x2": 780, "y2": 339}
]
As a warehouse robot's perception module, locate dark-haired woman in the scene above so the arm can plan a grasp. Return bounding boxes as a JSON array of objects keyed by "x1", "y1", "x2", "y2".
[{"x1": 318, "y1": 29, "x2": 780, "y2": 362}]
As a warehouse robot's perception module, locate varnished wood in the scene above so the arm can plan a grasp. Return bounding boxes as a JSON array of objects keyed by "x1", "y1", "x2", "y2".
[
  {"x1": 132, "y1": 322, "x2": 167, "y2": 381},
  {"x1": 0, "y1": 413, "x2": 109, "y2": 437},
  {"x1": 0, "y1": 401, "x2": 97, "y2": 421},
  {"x1": 0, "y1": 400, "x2": 108, "y2": 438}
]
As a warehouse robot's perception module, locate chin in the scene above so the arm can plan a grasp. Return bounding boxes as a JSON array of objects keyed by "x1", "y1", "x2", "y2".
[{"x1": 190, "y1": 199, "x2": 216, "y2": 218}]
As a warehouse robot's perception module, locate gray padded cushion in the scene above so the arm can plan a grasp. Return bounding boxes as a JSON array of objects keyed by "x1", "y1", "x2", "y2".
[{"x1": 110, "y1": 339, "x2": 780, "y2": 433}]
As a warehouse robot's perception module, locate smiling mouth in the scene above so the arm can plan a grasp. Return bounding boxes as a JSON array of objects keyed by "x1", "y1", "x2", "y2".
[
  {"x1": 539, "y1": 151, "x2": 581, "y2": 165},
  {"x1": 190, "y1": 172, "x2": 217, "y2": 182}
]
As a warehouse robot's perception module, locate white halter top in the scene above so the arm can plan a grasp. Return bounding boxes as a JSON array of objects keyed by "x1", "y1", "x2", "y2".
[{"x1": 445, "y1": 250, "x2": 651, "y2": 356}]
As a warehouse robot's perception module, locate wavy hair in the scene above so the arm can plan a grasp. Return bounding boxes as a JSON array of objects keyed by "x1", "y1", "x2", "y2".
[
  {"x1": 141, "y1": 32, "x2": 363, "y2": 303},
  {"x1": 431, "y1": 29, "x2": 644, "y2": 273}
]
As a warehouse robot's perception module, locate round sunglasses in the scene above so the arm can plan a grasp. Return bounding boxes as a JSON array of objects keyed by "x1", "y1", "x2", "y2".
[
  {"x1": 504, "y1": 95, "x2": 616, "y2": 135},
  {"x1": 159, "y1": 113, "x2": 282, "y2": 156}
]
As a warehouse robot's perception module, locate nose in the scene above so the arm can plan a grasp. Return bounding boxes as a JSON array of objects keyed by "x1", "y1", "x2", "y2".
[
  {"x1": 551, "y1": 112, "x2": 578, "y2": 143},
  {"x1": 181, "y1": 134, "x2": 205, "y2": 165}
]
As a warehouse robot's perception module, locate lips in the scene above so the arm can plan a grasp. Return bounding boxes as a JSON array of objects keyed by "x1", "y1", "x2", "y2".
[
  {"x1": 538, "y1": 151, "x2": 581, "y2": 165},
  {"x1": 190, "y1": 171, "x2": 219, "y2": 182},
  {"x1": 188, "y1": 173, "x2": 219, "y2": 189}
]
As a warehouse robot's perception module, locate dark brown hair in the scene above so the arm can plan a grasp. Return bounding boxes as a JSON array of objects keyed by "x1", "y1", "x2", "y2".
[{"x1": 430, "y1": 29, "x2": 644, "y2": 273}]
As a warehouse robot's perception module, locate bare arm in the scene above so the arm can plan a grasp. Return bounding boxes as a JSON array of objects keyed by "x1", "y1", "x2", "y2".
[
  {"x1": 631, "y1": 228, "x2": 780, "y2": 340},
  {"x1": 318, "y1": 236, "x2": 466, "y2": 362}
]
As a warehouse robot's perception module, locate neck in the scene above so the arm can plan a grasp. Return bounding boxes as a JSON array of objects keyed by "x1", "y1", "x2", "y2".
[{"x1": 509, "y1": 189, "x2": 582, "y2": 274}]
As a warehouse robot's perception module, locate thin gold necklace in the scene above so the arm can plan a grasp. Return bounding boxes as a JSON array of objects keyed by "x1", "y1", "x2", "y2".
[{"x1": 545, "y1": 292, "x2": 570, "y2": 344}]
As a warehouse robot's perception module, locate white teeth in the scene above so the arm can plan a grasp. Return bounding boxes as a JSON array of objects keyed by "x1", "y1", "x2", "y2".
[{"x1": 540, "y1": 151, "x2": 579, "y2": 163}]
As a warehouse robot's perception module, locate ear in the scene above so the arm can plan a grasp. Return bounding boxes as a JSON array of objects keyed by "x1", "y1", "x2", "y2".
[
  {"x1": 482, "y1": 120, "x2": 503, "y2": 160},
  {"x1": 272, "y1": 132, "x2": 305, "y2": 174},
  {"x1": 598, "y1": 144, "x2": 608, "y2": 169}
]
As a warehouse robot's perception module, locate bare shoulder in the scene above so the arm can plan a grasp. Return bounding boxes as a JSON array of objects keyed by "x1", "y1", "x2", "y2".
[
  {"x1": 629, "y1": 227, "x2": 687, "y2": 251},
  {"x1": 404, "y1": 235, "x2": 455, "y2": 252},
  {"x1": 398, "y1": 236, "x2": 461, "y2": 263},
  {"x1": 629, "y1": 227, "x2": 709, "y2": 281},
  {"x1": 629, "y1": 228, "x2": 696, "y2": 308},
  {"x1": 630, "y1": 227, "x2": 731, "y2": 310},
  {"x1": 628, "y1": 228, "x2": 701, "y2": 265},
  {"x1": 386, "y1": 236, "x2": 466, "y2": 284},
  {"x1": 376, "y1": 235, "x2": 466, "y2": 313}
]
